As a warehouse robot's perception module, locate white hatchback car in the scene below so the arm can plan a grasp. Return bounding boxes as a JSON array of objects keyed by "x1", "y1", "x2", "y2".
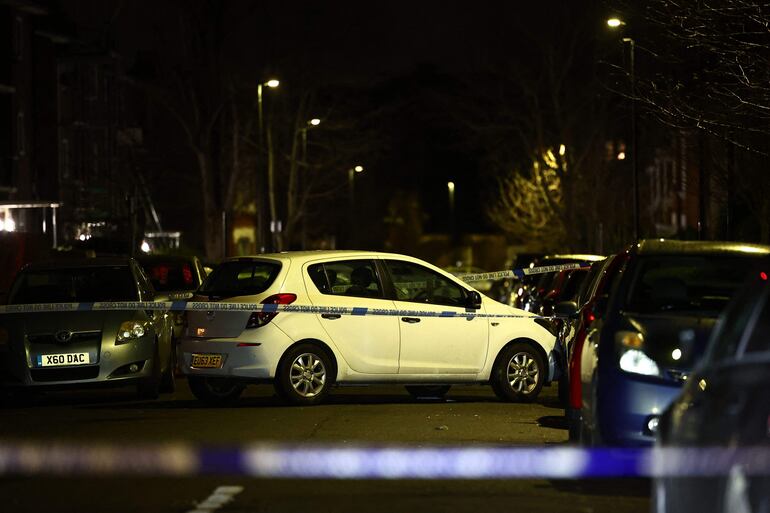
[{"x1": 179, "y1": 251, "x2": 557, "y2": 405}]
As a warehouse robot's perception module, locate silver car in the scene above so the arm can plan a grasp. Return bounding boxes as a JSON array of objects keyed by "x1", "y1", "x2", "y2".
[{"x1": 0, "y1": 257, "x2": 175, "y2": 399}]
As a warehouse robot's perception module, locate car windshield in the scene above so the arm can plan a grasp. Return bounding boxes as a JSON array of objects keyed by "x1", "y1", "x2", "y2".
[
  {"x1": 141, "y1": 261, "x2": 198, "y2": 292},
  {"x1": 623, "y1": 255, "x2": 757, "y2": 315},
  {"x1": 707, "y1": 274, "x2": 770, "y2": 364},
  {"x1": 8, "y1": 266, "x2": 138, "y2": 303},
  {"x1": 199, "y1": 260, "x2": 281, "y2": 298}
]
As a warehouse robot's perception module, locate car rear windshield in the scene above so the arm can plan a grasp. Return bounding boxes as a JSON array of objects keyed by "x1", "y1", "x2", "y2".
[
  {"x1": 198, "y1": 260, "x2": 281, "y2": 298},
  {"x1": 141, "y1": 261, "x2": 198, "y2": 292},
  {"x1": 624, "y1": 255, "x2": 757, "y2": 315},
  {"x1": 9, "y1": 266, "x2": 139, "y2": 303}
]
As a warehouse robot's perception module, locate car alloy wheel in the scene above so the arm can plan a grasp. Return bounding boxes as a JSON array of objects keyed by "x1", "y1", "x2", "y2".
[
  {"x1": 289, "y1": 352, "x2": 327, "y2": 398},
  {"x1": 277, "y1": 344, "x2": 334, "y2": 405},
  {"x1": 507, "y1": 351, "x2": 539, "y2": 394},
  {"x1": 491, "y1": 342, "x2": 545, "y2": 402}
]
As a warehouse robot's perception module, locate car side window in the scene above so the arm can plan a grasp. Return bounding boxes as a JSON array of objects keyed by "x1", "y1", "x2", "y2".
[
  {"x1": 307, "y1": 260, "x2": 384, "y2": 299},
  {"x1": 385, "y1": 260, "x2": 466, "y2": 307}
]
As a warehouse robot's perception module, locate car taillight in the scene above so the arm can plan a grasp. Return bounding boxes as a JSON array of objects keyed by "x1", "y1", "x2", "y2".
[{"x1": 245, "y1": 293, "x2": 297, "y2": 329}]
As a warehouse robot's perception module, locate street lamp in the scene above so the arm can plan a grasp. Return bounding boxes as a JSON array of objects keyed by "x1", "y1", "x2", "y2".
[
  {"x1": 257, "y1": 78, "x2": 279, "y2": 252},
  {"x1": 447, "y1": 181, "x2": 455, "y2": 236},
  {"x1": 607, "y1": 16, "x2": 640, "y2": 241},
  {"x1": 299, "y1": 118, "x2": 321, "y2": 249},
  {"x1": 348, "y1": 165, "x2": 364, "y2": 246}
]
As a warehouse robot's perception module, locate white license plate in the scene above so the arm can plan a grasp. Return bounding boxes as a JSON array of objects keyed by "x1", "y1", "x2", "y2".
[
  {"x1": 191, "y1": 353, "x2": 223, "y2": 369},
  {"x1": 37, "y1": 352, "x2": 91, "y2": 367}
]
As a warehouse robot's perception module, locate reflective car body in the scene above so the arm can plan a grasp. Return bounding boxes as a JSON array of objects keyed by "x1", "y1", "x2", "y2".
[
  {"x1": 180, "y1": 251, "x2": 556, "y2": 405},
  {"x1": 579, "y1": 240, "x2": 770, "y2": 446},
  {"x1": 0, "y1": 257, "x2": 175, "y2": 398},
  {"x1": 516, "y1": 254, "x2": 604, "y2": 312},
  {"x1": 654, "y1": 259, "x2": 770, "y2": 513},
  {"x1": 137, "y1": 254, "x2": 208, "y2": 339}
]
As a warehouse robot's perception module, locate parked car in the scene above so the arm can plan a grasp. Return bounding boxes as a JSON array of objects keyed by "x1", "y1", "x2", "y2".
[
  {"x1": 137, "y1": 254, "x2": 208, "y2": 339},
  {"x1": 0, "y1": 257, "x2": 176, "y2": 399},
  {"x1": 577, "y1": 240, "x2": 770, "y2": 446},
  {"x1": 555, "y1": 254, "x2": 626, "y2": 433},
  {"x1": 654, "y1": 260, "x2": 770, "y2": 512},
  {"x1": 180, "y1": 251, "x2": 557, "y2": 405},
  {"x1": 517, "y1": 254, "x2": 604, "y2": 312}
]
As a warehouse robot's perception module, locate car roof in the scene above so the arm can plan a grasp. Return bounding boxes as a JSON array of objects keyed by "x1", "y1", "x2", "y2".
[
  {"x1": 22, "y1": 256, "x2": 134, "y2": 271},
  {"x1": 220, "y1": 250, "x2": 426, "y2": 265},
  {"x1": 542, "y1": 254, "x2": 605, "y2": 262},
  {"x1": 635, "y1": 239, "x2": 770, "y2": 256}
]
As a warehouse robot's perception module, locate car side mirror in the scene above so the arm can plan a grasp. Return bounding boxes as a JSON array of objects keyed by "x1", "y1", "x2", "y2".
[
  {"x1": 554, "y1": 301, "x2": 578, "y2": 318},
  {"x1": 466, "y1": 290, "x2": 482, "y2": 310}
]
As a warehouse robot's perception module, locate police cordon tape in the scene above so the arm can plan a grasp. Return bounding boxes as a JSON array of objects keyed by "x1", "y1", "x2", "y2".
[
  {"x1": 0, "y1": 443, "x2": 768, "y2": 478},
  {"x1": 458, "y1": 261, "x2": 591, "y2": 283},
  {"x1": 0, "y1": 262, "x2": 591, "y2": 317},
  {"x1": 0, "y1": 301, "x2": 561, "y2": 320}
]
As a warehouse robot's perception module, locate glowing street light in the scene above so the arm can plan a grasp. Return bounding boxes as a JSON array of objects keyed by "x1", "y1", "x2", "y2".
[
  {"x1": 309, "y1": 118, "x2": 321, "y2": 126},
  {"x1": 265, "y1": 79, "x2": 280, "y2": 88},
  {"x1": 607, "y1": 16, "x2": 640, "y2": 241},
  {"x1": 354, "y1": 165, "x2": 364, "y2": 173}
]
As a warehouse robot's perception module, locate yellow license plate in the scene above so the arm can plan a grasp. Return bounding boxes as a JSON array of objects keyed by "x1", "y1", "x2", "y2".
[{"x1": 191, "y1": 354, "x2": 223, "y2": 369}]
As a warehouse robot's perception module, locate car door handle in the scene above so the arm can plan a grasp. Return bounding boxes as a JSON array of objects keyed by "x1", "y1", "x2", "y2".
[
  {"x1": 321, "y1": 314, "x2": 341, "y2": 320},
  {"x1": 401, "y1": 317, "x2": 421, "y2": 323}
]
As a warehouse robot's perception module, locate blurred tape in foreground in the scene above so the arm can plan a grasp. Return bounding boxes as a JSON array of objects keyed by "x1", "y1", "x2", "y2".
[{"x1": 0, "y1": 444, "x2": 768, "y2": 478}]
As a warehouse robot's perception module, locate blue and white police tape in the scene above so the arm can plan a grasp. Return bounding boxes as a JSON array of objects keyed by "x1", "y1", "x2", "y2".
[
  {"x1": 0, "y1": 443, "x2": 769, "y2": 478},
  {"x1": 458, "y1": 262, "x2": 592, "y2": 283},
  {"x1": 0, "y1": 301, "x2": 563, "y2": 320}
]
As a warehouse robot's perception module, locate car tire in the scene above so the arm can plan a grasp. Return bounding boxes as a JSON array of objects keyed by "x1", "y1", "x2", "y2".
[
  {"x1": 490, "y1": 342, "x2": 545, "y2": 402},
  {"x1": 188, "y1": 376, "x2": 245, "y2": 405},
  {"x1": 137, "y1": 342, "x2": 162, "y2": 400},
  {"x1": 276, "y1": 344, "x2": 334, "y2": 406},
  {"x1": 405, "y1": 385, "x2": 451, "y2": 399},
  {"x1": 159, "y1": 340, "x2": 176, "y2": 394}
]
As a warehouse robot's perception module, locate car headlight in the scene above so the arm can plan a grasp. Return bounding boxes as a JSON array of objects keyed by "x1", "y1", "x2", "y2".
[
  {"x1": 616, "y1": 330, "x2": 661, "y2": 376},
  {"x1": 116, "y1": 321, "x2": 148, "y2": 344}
]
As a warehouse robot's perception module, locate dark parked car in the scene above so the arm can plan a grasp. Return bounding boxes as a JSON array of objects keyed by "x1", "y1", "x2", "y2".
[
  {"x1": 0, "y1": 257, "x2": 176, "y2": 400},
  {"x1": 137, "y1": 254, "x2": 208, "y2": 339},
  {"x1": 577, "y1": 240, "x2": 770, "y2": 446},
  {"x1": 654, "y1": 259, "x2": 770, "y2": 512},
  {"x1": 516, "y1": 254, "x2": 603, "y2": 312},
  {"x1": 557, "y1": 253, "x2": 626, "y2": 433}
]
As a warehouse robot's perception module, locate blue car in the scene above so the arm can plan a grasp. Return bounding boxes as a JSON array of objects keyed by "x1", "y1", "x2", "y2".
[{"x1": 577, "y1": 240, "x2": 770, "y2": 446}]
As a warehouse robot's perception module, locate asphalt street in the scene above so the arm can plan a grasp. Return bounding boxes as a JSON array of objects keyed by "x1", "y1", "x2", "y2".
[{"x1": 0, "y1": 380, "x2": 650, "y2": 513}]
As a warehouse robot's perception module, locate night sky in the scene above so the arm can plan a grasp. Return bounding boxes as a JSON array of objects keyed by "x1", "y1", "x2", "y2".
[{"x1": 57, "y1": 0, "x2": 601, "y2": 246}]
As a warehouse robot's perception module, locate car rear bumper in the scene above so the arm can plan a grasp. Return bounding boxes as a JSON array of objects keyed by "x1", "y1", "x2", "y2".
[{"x1": 179, "y1": 324, "x2": 294, "y2": 380}]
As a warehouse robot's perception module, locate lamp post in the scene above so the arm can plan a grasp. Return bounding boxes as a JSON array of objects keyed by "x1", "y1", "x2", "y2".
[
  {"x1": 257, "y1": 78, "x2": 279, "y2": 251},
  {"x1": 447, "y1": 181, "x2": 455, "y2": 238},
  {"x1": 300, "y1": 118, "x2": 321, "y2": 249},
  {"x1": 348, "y1": 165, "x2": 364, "y2": 247},
  {"x1": 607, "y1": 17, "x2": 640, "y2": 241}
]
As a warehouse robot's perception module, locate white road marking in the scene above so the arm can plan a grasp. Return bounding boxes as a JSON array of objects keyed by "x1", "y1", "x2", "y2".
[{"x1": 186, "y1": 485, "x2": 244, "y2": 513}]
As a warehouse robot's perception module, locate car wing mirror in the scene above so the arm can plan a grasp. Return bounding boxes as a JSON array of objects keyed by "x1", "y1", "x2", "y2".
[
  {"x1": 466, "y1": 290, "x2": 482, "y2": 310},
  {"x1": 554, "y1": 300, "x2": 578, "y2": 318}
]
